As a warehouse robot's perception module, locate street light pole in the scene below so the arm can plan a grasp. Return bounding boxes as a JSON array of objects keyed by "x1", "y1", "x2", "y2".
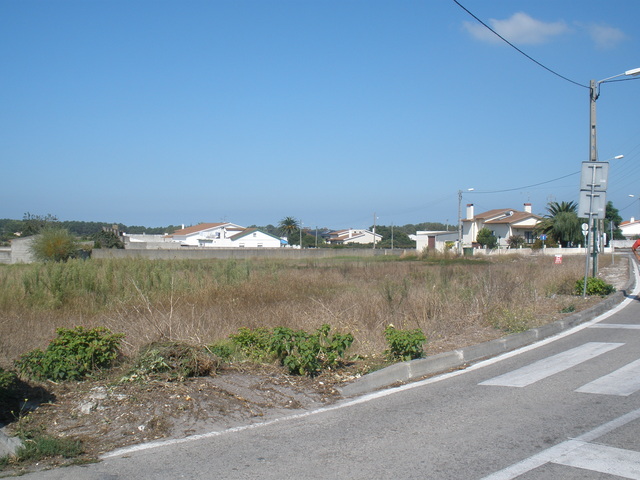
[
  {"x1": 457, "y1": 188, "x2": 474, "y2": 255},
  {"x1": 589, "y1": 68, "x2": 640, "y2": 162},
  {"x1": 583, "y1": 68, "x2": 639, "y2": 283}
]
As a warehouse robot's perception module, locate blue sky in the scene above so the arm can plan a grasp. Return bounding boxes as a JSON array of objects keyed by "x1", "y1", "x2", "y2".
[{"x1": 2, "y1": 0, "x2": 640, "y2": 230}]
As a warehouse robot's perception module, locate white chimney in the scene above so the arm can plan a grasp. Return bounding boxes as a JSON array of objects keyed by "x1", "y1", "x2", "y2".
[
  {"x1": 524, "y1": 203, "x2": 532, "y2": 214},
  {"x1": 348, "y1": 229, "x2": 353, "y2": 239},
  {"x1": 466, "y1": 204, "x2": 474, "y2": 220}
]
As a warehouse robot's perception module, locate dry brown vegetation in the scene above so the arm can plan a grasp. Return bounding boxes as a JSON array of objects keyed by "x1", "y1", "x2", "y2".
[{"x1": 0, "y1": 253, "x2": 608, "y2": 368}]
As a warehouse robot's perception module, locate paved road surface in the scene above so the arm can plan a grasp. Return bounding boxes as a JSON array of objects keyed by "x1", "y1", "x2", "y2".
[{"x1": 22, "y1": 265, "x2": 640, "y2": 479}]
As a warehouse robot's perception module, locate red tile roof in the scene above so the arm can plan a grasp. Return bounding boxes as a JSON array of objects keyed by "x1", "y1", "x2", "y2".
[{"x1": 168, "y1": 223, "x2": 226, "y2": 236}]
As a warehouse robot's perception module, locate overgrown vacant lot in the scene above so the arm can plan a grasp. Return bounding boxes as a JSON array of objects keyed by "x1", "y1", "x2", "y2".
[{"x1": 0, "y1": 253, "x2": 613, "y2": 368}]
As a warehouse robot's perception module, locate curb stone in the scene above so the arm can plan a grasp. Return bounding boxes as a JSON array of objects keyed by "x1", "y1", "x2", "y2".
[
  {"x1": 339, "y1": 258, "x2": 636, "y2": 398},
  {"x1": 0, "y1": 427, "x2": 23, "y2": 458}
]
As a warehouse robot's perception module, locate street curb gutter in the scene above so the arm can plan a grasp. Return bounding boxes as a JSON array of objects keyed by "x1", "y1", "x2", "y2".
[{"x1": 339, "y1": 259, "x2": 635, "y2": 398}]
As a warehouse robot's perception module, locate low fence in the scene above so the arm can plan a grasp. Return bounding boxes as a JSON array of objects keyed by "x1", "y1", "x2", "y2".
[{"x1": 91, "y1": 247, "x2": 409, "y2": 261}]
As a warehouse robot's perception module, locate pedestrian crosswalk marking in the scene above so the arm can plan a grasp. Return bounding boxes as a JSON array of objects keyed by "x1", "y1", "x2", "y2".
[
  {"x1": 479, "y1": 342, "x2": 623, "y2": 388},
  {"x1": 552, "y1": 443, "x2": 640, "y2": 479},
  {"x1": 480, "y1": 408, "x2": 640, "y2": 480},
  {"x1": 576, "y1": 358, "x2": 640, "y2": 396},
  {"x1": 590, "y1": 323, "x2": 640, "y2": 330}
]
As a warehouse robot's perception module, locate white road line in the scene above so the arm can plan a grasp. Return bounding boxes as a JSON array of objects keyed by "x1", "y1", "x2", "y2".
[
  {"x1": 576, "y1": 358, "x2": 640, "y2": 396},
  {"x1": 590, "y1": 323, "x2": 640, "y2": 330},
  {"x1": 553, "y1": 443, "x2": 640, "y2": 479},
  {"x1": 479, "y1": 342, "x2": 623, "y2": 388},
  {"x1": 480, "y1": 407, "x2": 640, "y2": 480}
]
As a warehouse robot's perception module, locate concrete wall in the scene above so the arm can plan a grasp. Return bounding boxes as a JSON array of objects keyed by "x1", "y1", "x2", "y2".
[
  {"x1": 469, "y1": 246, "x2": 613, "y2": 257},
  {"x1": 9, "y1": 237, "x2": 35, "y2": 264},
  {"x1": 92, "y1": 247, "x2": 409, "y2": 261},
  {"x1": 0, "y1": 248, "x2": 10, "y2": 264}
]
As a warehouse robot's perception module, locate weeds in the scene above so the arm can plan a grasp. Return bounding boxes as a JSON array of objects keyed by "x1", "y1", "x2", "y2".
[
  {"x1": 383, "y1": 324, "x2": 427, "y2": 361},
  {"x1": 16, "y1": 327, "x2": 124, "y2": 382},
  {"x1": 0, "y1": 255, "x2": 589, "y2": 365}
]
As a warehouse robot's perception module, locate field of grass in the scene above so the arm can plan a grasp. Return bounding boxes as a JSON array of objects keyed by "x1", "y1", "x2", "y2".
[{"x1": 0, "y1": 253, "x2": 597, "y2": 368}]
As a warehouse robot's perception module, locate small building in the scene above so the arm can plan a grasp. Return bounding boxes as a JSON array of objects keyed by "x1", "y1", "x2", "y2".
[
  {"x1": 414, "y1": 231, "x2": 458, "y2": 253},
  {"x1": 326, "y1": 228, "x2": 382, "y2": 246},
  {"x1": 462, "y1": 203, "x2": 541, "y2": 248}
]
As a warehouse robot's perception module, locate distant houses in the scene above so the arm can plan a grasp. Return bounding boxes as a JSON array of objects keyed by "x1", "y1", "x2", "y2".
[
  {"x1": 123, "y1": 222, "x2": 286, "y2": 249},
  {"x1": 415, "y1": 203, "x2": 542, "y2": 252}
]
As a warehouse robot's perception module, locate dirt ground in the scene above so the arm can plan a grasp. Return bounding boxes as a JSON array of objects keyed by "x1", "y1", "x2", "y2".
[{"x1": 0, "y1": 258, "x2": 632, "y2": 475}]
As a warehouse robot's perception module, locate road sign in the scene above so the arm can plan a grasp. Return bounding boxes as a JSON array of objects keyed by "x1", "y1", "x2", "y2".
[
  {"x1": 540, "y1": 234, "x2": 547, "y2": 241},
  {"x1": 578, "y1": 190, "x2": 607, "y2": 219}
]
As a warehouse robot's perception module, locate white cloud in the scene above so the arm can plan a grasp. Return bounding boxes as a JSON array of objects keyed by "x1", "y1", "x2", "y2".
[
  {"x1": 585, "y1": 23, "x2": 626, "y2": 50},
  {"x1": 463, "y1": 12, "x2": 569, "y2": 45}
]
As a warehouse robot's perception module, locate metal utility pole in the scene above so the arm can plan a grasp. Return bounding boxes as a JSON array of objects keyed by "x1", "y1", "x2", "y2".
[{"x1": 372, "y1": 213, "x2": 377, "y2": 249}]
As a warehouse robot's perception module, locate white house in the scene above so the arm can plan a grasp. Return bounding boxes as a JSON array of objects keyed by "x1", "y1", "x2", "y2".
[
  {"x1": 166, "y1": 223, "x2": 245, "y2": 247},
  {"x1": 415, "y1": 231, "x2": 458, "y2": 253},
  {"x1": 326, "y1": 228, "x2": 382, "y2": 246},
  {"x1": 227, "y1": 228, "x2": 286, "y2": 248},
  {"x1": 620, "y1": 218, "x2": 640, "y2": 239},
  {"x1": 462, "y1": 203, "x2": 541, "y2": 248},
  {"x1": 165, "y1": 223, "x2": 284, "y2": 248}
]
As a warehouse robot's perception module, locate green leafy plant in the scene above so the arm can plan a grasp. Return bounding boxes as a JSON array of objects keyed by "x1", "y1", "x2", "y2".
[
  {"x1": 270, "y1": 324, "x2": 354, "y2": 376},
  {"x1": 15, "y1": 327, "x2": 124, "y2": 381},
  {"x1": 229, "y1": 324, "x2": 354, "y2": 376},
  {"x1": 229, "y1": 327, "x2": 274, "y2": 361},
  {"x1": 383, "y1": 324, "x2": 427, "y2": 361},
  {"x1": 575, "y1": 277, "x2": 615, "y2": 296}
]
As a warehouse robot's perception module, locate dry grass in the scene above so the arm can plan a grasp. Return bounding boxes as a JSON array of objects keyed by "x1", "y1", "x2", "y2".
[{"x1": 0, "y1": 254, "x2": 603, "y2": 367}]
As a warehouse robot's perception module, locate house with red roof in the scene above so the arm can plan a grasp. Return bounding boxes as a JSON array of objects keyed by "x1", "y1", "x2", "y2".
[
  {"x1": 326, "y1": 228, "x2": 382, "y2": 246},
  {"x1": 462, "y1": 203, "x2": 541, "y2": 248},
  {"x1": 620, "y1": 217, "x2": 640, "y2": 239}
]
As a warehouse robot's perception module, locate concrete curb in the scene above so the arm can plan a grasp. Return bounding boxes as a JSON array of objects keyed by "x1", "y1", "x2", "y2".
[{"x1": 339, "y1": 260, "x2": 636, "y2": 398}]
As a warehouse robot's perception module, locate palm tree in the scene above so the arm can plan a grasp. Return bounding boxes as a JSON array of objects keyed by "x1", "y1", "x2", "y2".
[
  {"x1": 536, "y1": 201, "x2": 581, "y2": 247},
  {"x1": 278, "y1": 216, "x2": 300, "y2": 245}
]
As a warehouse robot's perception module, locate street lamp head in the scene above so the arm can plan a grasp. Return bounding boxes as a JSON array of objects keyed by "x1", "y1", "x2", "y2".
[
  {"x1": 625, "y1": 67, "x2": 640, "y2": 76},
  {"x1": 468, "y1": 188, "x2": 475, "y2": 192},
  {"x1": 614, "y1": 155, "x2": 624, "y2": 160}
]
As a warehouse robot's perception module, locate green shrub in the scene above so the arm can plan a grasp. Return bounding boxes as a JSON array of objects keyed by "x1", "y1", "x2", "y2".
[
  {"x1": 229, "y1": 324, "x2": 354, "y2": 376},
  {"x1": 229, "y1": 327, "x2": 274, "y2": 361},
  {"x1": 15, "y1": 327, "x2": 124, "y2": 381},
  {"x1": 575, "y1": 277, "x2": 615, "y2": 296},
  {"x1": 270, "y1": 324, "x2": 354, "y2": 376},
  {"x1": 30, "y1": 228, "x2": 79, "y2": 262},
  {"x1": 383, "y1": 324, "x2": 427, "y2": 361}
]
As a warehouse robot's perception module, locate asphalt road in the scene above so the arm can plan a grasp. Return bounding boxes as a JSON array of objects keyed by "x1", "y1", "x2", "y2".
[{"x1": 23, "y1": 267, "x2": 640, "y2": 479}]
